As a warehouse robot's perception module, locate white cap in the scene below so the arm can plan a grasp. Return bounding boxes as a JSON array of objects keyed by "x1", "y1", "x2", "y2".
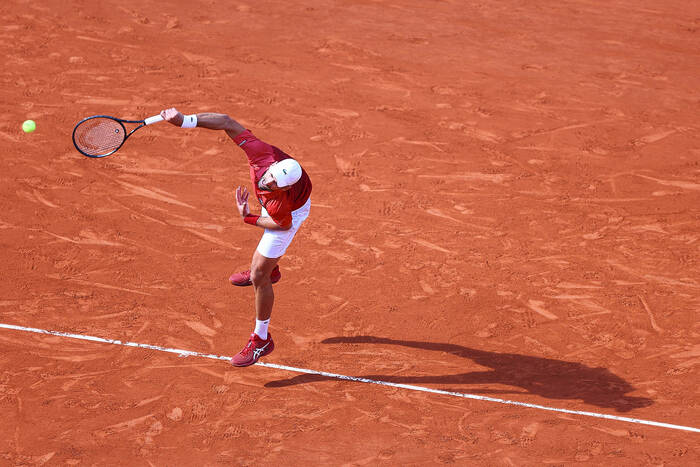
[{"x1": 269, "y1": 159, "x2": 302, "y2": 187}]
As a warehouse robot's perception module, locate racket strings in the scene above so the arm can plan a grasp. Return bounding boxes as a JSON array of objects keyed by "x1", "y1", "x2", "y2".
[{"x1": 73, "y1": 118, "x2": 125, "y2": 156}]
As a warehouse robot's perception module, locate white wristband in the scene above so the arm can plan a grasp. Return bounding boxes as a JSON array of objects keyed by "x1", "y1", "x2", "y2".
[{"x1": 181, "y1": 114, "x2": 197, "y2": 128}]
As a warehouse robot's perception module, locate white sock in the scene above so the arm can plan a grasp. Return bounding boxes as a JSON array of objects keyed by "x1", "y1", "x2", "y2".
[{"x1": 254, "y1": 319, "x2": 270, "y2": 340}]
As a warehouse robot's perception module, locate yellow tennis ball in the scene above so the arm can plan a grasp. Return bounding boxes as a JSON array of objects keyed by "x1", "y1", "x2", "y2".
[{"x1": 22, "y1": 120, "x2": 36, "y2": 133}]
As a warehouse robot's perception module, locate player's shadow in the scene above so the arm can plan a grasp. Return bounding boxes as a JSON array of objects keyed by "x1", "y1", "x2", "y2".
[{"x1": 264, "y1": 336, "x2": 653, "y2": 413}]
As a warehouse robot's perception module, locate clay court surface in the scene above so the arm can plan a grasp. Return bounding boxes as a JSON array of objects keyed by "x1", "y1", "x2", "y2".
[{"x1": 1, "y1": 0, "x2": 699, "y2": 464}]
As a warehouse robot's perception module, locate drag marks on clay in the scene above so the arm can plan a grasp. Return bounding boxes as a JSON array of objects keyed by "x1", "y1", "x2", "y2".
[
  {"x1": 73, "y1": 97, "x2": 137, "y2": 106},
  {"x1": 390, "y1": 136, "x2": 447, "y2": 152},
  {"x1": 359, "y1": 183, "x2": 390, "y2": 193},
  {"x1": 321, "y1": 108, "x2": 360, "y2": 119},
  {"x1": 94, "y1": 413, "x2": 158, "y2": 439},
  {"x1": 180, "y1": 51, "x2": 217, "y2": 66},
  {"x1": 418, "y1": 173, "x2": 511, "y2": 184},
  {"x1": 626, "y1": 223, "x2": 668, "y2": 235},
  {"x1": 117, "y1": 167, "x2": 210, "y2": 177},
  {"x1": 56, "y1": 277, "x2": 152, "y2": 296},
  {"x1": 637, "y1": 296, "x2": 663, "y2": 334},
  {"x1": 8, "y1": 453, "x2": 55, "y2": 466},
  {"x1": 40, "y1": 229, "x2": 124, "y2": 247},
  {"x1": 40, "y1": 352, "x2": 111, "y2": 363},
  {"x1": 116, "y1": 181, "x2": 196, "y2": 209},
  {"x1": 86, "y1": 310, "x2": 135, "y2": 321},
  {"x1": 409, "y1": 238, "x2": 453, "y2": 254},
  {"x1": 556, "y1": 282, "x2": 603, "y2": 289},
  {"x1": 634, "y1": 174, "x2": 700, "y2": 192},
  {"x1": 324, "y1": 251, "x2": 354, "y2": 263},
  {"x1": 423, "y1": 208, "x2": 463, "y2": 224},
  {"x1": 418, "y1": 281, "x2": 436, "y2": 296},
  {"x1": 634, "y1": 129, "x2": 677, "y2": 145},
  {"x1": 307, "y1": 230, "x2": 333, "y2": 246},
  {"x1": 365, "y1": 80, "x2": 412, "y2": 98},
  {"x1": 564, "y1": 300, "x2": 614, "y2": 320},
  {"x1": 168, "y1": 220, "x2": 225, "y2": 233},
  {"x1": 669, "y1": 345, "x2": 700, "y2": 372},
  {"x1": 136, "y1": 222, "x2": 235, "y2": 262},
  {"x1": 526, "y1": 300, "x2": 558, "y2": 321},
  {"x1": 15, "y1": 189, "x2": 59, "y2": 209},
  {"x1": 328, "y1": 58, "x2": 381, "y2": 72},
  {"x1": 76, "y1": 35, "x2": 138, "y2": 49},
  {"x1": 184, "y1": 321, "x2": 217, "y2": 338},
  {"x1": 509, "y1": 119, "x2": 618, "y2": 141},
  {"x1": 0, "y1": 130, "x2": 21, "y2": 143},
  {"x1": 606, "y1": 260, "x2": 700, "y2": 289},
  {"x1": 463, "y1": 127, "x2": 504, "y2": 144}
]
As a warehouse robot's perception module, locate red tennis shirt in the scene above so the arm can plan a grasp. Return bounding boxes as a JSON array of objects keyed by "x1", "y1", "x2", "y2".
[{"x1": 233, "y1": 130, "x2": 312, "y2": 227}]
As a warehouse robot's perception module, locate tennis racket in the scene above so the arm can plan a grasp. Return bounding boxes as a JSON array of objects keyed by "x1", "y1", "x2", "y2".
[{"x1": 72, "y1": 114, "x2": 164, "y2": 158}]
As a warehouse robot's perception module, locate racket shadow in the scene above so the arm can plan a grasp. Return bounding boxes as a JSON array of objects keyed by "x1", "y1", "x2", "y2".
[{"x1": 264, "y1": 336, "x2": 653, "y2": 413}]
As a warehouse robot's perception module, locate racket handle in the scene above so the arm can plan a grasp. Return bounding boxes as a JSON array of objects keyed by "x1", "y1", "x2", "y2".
[{"x1": 144, "y1": 115, "x2": 164, "y2": 125}]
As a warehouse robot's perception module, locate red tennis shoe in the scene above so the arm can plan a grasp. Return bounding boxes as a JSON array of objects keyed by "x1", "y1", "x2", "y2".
[
  {"x1": 231, "y1": 333, "x2": 274, "y2": 367},
  {"x1": 229, "y1": 266, "x2": 281, "y2": 287}
]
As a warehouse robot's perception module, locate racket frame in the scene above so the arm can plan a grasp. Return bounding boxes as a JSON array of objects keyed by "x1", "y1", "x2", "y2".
[{"x1": 72, "y1": 114, "x2": 163, "y2": 158}]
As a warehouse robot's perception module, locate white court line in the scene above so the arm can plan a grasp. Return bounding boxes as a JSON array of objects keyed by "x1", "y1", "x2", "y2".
[{"x1": 1, "y1": 322, "x2": 698, "y2": 434}]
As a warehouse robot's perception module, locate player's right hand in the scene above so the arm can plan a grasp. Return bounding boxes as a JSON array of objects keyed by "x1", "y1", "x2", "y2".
[{"x1": 160, "y1": 107, "x2": 184, "y2": 126}]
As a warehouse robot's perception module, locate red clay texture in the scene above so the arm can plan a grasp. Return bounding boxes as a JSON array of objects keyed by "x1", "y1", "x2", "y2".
[{"x1": 0, "y1": 0, "x2": 698, "y2": 465}]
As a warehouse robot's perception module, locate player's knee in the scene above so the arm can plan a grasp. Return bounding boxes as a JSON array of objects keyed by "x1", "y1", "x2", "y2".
[{"x1": 250, "y1": 267, "x2": 271, "y2": 286}]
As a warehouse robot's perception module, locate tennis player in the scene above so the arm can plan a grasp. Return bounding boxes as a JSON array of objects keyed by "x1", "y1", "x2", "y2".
[{"x1": 160, "y1": 107, "x2": 312, "y2": 367}]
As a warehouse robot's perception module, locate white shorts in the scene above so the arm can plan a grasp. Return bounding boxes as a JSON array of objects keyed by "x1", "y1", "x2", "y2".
[{"x1": 256, "y1": 198, "x2": 311, "y2": 259}]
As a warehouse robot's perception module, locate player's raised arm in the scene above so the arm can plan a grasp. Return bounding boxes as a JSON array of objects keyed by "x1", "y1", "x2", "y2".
[{"x1": 159, "y1": 107, "x2": 246, "y2": 140}]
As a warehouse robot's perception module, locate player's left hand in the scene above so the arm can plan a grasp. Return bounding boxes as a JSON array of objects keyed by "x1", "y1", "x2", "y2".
[{"x1": 235, "y1": 186, "x2": 250, "y2": 217}]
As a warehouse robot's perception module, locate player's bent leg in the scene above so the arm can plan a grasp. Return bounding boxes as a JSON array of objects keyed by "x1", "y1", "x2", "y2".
[
  {"x1": 230, "y1": 251, "x2": 279, "y2": 367},
  {"x1": 231, "y1": 252, "x2": 278, "y2": 367},
  {"x1": 250, "y1": 250, "x2": 279, "y2": 321}
]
